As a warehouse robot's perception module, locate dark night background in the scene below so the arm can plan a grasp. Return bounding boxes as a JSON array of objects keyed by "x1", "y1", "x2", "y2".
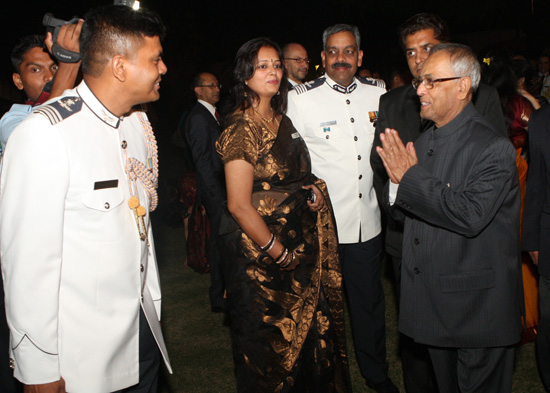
[{"x1": 0, "y1": 0, "x2": 548, "y2": 143}]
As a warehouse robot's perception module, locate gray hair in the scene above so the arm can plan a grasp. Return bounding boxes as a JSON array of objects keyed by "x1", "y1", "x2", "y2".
[
  {"x1": 431, "y1": 43, "x2": 480, "y2": 92},
  {"x1": 322, "y1": 24, "x2": 360, "y2": 49}
]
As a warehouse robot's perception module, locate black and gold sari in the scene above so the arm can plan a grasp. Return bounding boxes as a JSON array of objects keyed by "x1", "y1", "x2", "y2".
[{"x1": 216, "y1": 113, "x2": 351, "y2": 393}]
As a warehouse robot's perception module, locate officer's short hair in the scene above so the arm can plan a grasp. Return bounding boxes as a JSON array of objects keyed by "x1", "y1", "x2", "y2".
[
  {"x1": 80, "y1": 5, "x2": 165, "y2": 77},
  {"x1": 322, "y1": 24, "x2": 360, "y2": 50}
]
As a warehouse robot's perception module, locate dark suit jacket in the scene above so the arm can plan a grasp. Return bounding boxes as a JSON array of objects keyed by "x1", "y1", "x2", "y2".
[
  {"x1": 184, "y1": 101, "x2": 225, "y2": 214},
  {"x1": 370, "y1": 83, "x2": 507, "y2": 257},
  {"x1": 387, "y1": 103, "x2": 522, "y2": 347},
  {"x1": 523, "y1": 104, "x2": 550, "y2": 276}
]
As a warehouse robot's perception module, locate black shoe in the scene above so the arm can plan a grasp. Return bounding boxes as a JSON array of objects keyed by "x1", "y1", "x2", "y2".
[{"x1": 366, "y1": 378, "x2": 400, "y2": 393}]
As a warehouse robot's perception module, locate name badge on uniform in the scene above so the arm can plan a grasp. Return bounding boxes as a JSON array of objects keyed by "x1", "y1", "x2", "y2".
[
  {"x1": 320, "y1": 120, "x2": 336, "y2": 133},
  {"x1": 291, "y1": 132, "x2": 301, "y2": 139},
  {"x1": 94, "y1": 179, "x2": 119, "y2": 190}
]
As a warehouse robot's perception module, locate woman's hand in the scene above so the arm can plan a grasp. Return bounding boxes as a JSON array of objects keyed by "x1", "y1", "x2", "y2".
[
  {"x1": 303, "y1": 185, "x2": 325, "y2": 212},
  {"x1": 281, "y1": 251, "x2": 300, "y2": 271}
]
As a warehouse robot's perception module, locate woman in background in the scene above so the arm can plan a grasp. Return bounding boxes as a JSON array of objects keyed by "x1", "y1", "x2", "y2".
[
  {"x1": 216, "y1": 37, "x2": 351, "y2": 392},
  {"x1": 482, "y1": 48, "x2": 539, "y2": 343}
]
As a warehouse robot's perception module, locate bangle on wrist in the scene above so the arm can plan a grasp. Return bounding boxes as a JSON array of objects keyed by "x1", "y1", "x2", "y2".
[
  {"x1": 279, "y1": 250, "x2": 294, "y2": 268},
  {"x1": 275, "y1": 248, "x2": 289, "y2": 265},
  {"x1": 260, "y1": 233, "x2": 275, "y2": 252}
]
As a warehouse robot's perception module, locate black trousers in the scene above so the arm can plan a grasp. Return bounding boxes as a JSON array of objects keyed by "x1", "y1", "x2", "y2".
[
  {"x1": 115, "y1": 308, "x2": 161, "y2": 393},
  {"x1": 391, "y1": 255, "x2": 438, "y2": 393},
  {"x1": 201, "y1": 193, "x2": 225, "y2": 311},
  {"x1": 538, "y1": 275, "x2": 550, "y2": 392},
  {"x1": 339, "y1": 235, "x2": 389, "y2": 384},
  {"x1": 428, "y1": 345, "x2": 515, "y2": 393}
]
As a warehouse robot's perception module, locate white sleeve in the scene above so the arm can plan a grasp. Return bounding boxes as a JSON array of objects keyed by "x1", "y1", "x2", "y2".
[
  {"x1": 0, "y1": 115, "x2": 69, "y2": 384},
  {"x1": 285, "y1": 91, "x2": 304, "y2": 133}
]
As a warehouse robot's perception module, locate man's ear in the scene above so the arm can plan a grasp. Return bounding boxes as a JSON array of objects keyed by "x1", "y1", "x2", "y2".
[
  {"x1": 12, "y1": 73, "x2": 24, "y2": 91},
  {"x1": 458, "y1": 76, "x2": 472, "y2": 100},
  {"x1": 321, "y1": 51, "x2": 326, "y2": 69},
  {"x1": 194, "y1": 86, "x2": 201, "y2": 99},
  {"x1": 111, "y1": 55, "x2": 127, "y2": 82},
  {"x1": 357, "y1": 49, "x2": 364, "y2": 68}
]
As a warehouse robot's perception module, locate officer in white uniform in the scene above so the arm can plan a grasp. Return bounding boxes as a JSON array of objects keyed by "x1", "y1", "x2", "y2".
[
  {"x1": 0, "y1": 6, "x2": 171, "y2": 393},
  {"x1": 287, "y1": 24, "x2": 399, "y2": 393}
]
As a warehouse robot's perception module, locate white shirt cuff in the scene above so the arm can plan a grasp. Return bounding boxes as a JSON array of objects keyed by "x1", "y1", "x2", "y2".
[{"x1": 388, "y1": 181, "x2": 399, "y2": 205}]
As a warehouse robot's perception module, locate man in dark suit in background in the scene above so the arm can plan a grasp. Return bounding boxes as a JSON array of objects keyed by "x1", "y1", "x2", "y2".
[
  {"x1": 370, "y1": 13, "x2": 506, "y2": 393},
  {"x1": 377, "y1": 43, "x2": 522, "y2": 393},
  {"x1": 184, "y1": 72, "x2": 225, "y2": 312},
  {"x1": 523, "y1": 104, "x2": 550, "y2": 392}
]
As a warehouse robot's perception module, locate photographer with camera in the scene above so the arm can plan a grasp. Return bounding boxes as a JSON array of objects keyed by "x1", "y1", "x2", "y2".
[{"x1": 0, "y1": 19, "x2": 82, "y2": 155}]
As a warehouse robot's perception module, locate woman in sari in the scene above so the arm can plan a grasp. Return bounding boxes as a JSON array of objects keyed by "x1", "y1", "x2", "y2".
[{"x1": 216, "y1": 37, "x2": 351, "y2": 393}]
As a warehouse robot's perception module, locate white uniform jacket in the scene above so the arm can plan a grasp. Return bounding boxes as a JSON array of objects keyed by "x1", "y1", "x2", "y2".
[
  {"x1": 0, "y1": 81, "x2": 171, "y2": 392},
  {"x1": 287, "y1": 75, "x2": 385, "y2": 243}
]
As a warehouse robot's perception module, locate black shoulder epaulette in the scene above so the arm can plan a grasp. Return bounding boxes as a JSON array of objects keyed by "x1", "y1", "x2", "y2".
[
  {"x1": 357, "y1": 76, "x2": 386, "y2": 90},
  {"x1": 34, "y1": 96, "x2": 83, "y2": 125},
  {"x1": 294, "y1": 77, "x2": 326, "y2": 95}
]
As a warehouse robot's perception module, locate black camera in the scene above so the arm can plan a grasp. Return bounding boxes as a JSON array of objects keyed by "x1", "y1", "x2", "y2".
[
  {"x1": 42, "y1": 13, "x2": 81, "y2": 63},
  {"x1": 42, "y1": 1, "x2": 139, "y2": 63}
]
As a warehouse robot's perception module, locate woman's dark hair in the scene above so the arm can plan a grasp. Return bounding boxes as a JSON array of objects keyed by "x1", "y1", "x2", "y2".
[
  {"x1": 512, "y1": 58, "x2": 541, "y2": 96},
  {"x1": 480, "y1": 48, "x2": 517, "y2": 114},
  {"x1": 223, "y1": 37, "x2": 288, "y2": 120}
]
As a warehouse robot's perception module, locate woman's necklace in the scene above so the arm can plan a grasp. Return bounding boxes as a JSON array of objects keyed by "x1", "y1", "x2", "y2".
[
  {"x1": 253, "y1": 108, "x2": 274, "y2": 123},
  {"x1": 254, "y1": 109, "x2": 279, "y2": 135}
]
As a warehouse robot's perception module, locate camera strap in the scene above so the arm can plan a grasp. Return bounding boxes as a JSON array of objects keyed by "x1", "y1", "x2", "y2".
[{"x1": 51, "y1": 42, "x2": 81, "y2": 63}]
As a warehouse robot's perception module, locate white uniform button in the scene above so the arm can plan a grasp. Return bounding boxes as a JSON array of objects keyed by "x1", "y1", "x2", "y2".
[{"x1": 121, "y1": 140, "x2": 128, "y2": 149}]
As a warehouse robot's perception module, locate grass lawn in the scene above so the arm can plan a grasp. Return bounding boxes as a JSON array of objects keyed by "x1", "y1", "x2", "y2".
[{"x1": 153, "y1": 220, "x2": 545, "y2": 393}]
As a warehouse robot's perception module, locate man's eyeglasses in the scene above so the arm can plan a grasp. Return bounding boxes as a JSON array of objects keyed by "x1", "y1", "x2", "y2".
[
  {"x1": 412, "y1": 76, "x2": 464, "y2": 90},
  {"x1": 285, "y1": 57, "x2": 311, "y2": 64},
  {"x1": 198, "y1": 84, "x2": 222, "y2": 89}
]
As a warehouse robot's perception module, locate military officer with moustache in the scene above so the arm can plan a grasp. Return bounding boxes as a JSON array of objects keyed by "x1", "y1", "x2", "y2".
[{"x1": 287, "y1": 23, "x2": 398, "y2": 393}]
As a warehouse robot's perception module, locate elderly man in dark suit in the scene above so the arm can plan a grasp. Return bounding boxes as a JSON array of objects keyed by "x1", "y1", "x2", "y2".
[
  {"x1": 370, "y1": 13, "x2": 507, "y2": 393},
  {"x1": 184, "y1": 72, "x2": 225, "y2": 312},
  {"x1": 523, "y1": 104, "x2": 550, "y2": 391},
  {"x1": 376, "y1": 43, "x2": 522, "y2": 393}
]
